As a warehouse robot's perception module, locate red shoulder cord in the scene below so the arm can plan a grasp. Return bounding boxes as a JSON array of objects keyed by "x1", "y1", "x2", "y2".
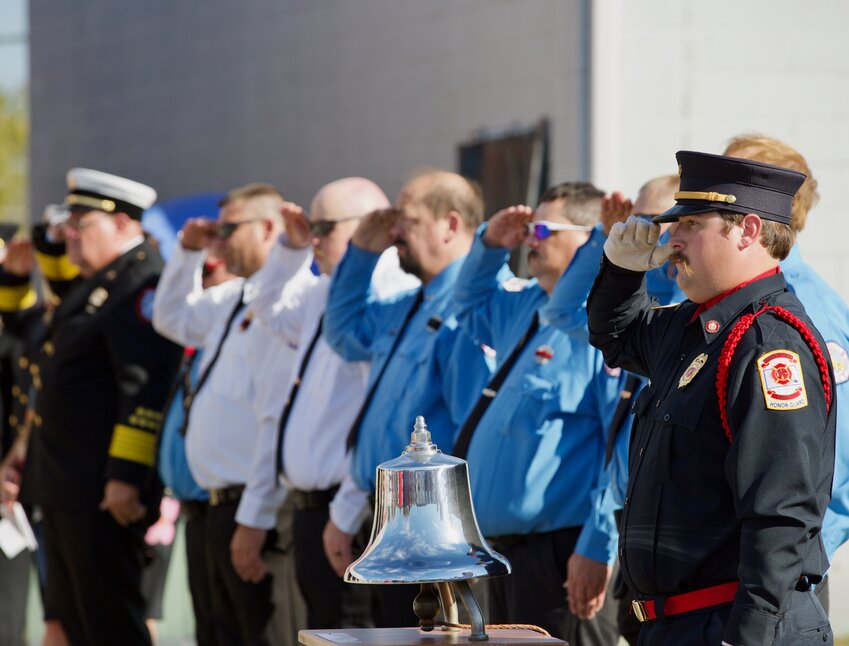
[{"x1": 715, "y1": 305, "x2": 832, "y2": 443}]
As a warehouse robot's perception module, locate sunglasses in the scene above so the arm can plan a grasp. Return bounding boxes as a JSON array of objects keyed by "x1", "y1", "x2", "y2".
[
  {"x1": 308, "y1": 215, "x2": 363, "y2": 237},
  {"x1": 214, "y1": 218, "x2": 262, "y2": 239},
  {"x1": 527, "y1": 220, "x2": 592, "y2": 240}
]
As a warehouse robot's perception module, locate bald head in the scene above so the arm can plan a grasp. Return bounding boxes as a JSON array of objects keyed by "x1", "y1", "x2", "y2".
[
  {"x1": 309, "y1": 177, "x2": 390, "y2": 276},
  {"x1": 311, "y1": 177, "x2": 390, "y2": 222},
  {"x1": 633, "y1": 175, "x2": 679, "y2": 217}
]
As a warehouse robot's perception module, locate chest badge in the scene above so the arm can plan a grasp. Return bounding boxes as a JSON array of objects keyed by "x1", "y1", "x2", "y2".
[
  {"x1": 86, "y1": 287, "x2": 110, "y2": 313},
  {"x1": 534, "y1": 345, "x2": 555, "y2": 365},
  {"x1": 678, "y1": 353, "x2": 708, "y2": 389}
]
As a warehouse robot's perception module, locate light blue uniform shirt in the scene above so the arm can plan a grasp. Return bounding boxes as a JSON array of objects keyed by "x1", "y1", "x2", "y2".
[
  {"x1": 781, "y1": 244, "x2": 849, "y2": 560},
  {"x1": 157, "y1": 350, "x2": 208, "y2": 502},
  {"x1": 545, "y1": 226, "x2": 684, "y2": 522},
  {"x1": 453, "y1": 227, "x2": 626, "y2": 564},
  {"x1": 324, "y1": 244, "x2": 494, "y2": 494}
]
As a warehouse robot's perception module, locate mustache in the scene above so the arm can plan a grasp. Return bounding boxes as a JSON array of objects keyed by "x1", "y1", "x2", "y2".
[{"x1": 667, "y1": 251, "x2": 693, "y2": 278}]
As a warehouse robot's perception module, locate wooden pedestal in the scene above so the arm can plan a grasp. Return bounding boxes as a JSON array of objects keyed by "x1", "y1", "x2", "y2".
[{"x1": 299, "y1": 627, "x2": 568, "y2": 646}]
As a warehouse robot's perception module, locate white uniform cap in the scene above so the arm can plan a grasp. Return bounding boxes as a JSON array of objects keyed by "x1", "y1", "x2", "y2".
[{"x1": 65, "y1": 168, "x2": 157, "y2": 219}]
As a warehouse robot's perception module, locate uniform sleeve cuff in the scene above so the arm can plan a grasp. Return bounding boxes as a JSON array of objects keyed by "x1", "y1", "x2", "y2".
[
  {"x1": 722, "y1": 604, "x2": 780, "y2": 646},
  {"x1": 574, "y1": 517, "x2": 617, "y2": 565},
  {"x1": 236, "y1": 486, "x2": 288, "y2": 530},
  {"x1": 329, "y1": 483, "x2": 370, "y2": 535}
]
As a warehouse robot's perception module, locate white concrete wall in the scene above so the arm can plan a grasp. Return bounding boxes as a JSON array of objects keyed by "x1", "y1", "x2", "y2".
[
  {"x1": 29, "y1": 0, "x2": 589, "y2": 212},
  {"x1": 591, "y1": 2, "x2": 849, "y2": 635},
  {"x1": 590, "y1": 0, "x2": 849, "y2": 301}
]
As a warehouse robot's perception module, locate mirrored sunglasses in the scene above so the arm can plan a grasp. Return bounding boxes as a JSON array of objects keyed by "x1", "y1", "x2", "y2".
[{"x1": 527, "y1": 221, "x2": 592, "y2": 240}]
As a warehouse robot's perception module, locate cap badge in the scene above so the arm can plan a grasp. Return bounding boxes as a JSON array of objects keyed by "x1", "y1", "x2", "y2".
[
  {"x1": 534, "y1": 345, "x2": 555, "y2": 365},
  {"x1": 705, "y1": 320, "x2": 720, "y2": 334},
  {"x1": 678, "y1": 353, "x2": 708, "y2": 389}
]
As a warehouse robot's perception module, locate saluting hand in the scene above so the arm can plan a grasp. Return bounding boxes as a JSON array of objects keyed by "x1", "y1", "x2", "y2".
[
  {"x1": 601, "y1": 191, "x2": 633, "y2": 236},
  {"x1": 322, "y1": 519, "x2": 354, "y2": 578},
  {"x1": 603, "y1": 215, "x2": 673, "y2": 272},
  {"x1": 1, "y1": 237, "x2": 35, "y2": 277},
  {"x1": 231, "y1": 524, "x2": 269, "y2": 583},
  {"x1": 100, "y1": 479, "x2": 146, "y2": 526},
  {"x1": 180, "y1": 218, "x2": 217, "y2": 251},
  {"x1": 351, "y1": 208, "x2": 399, "y2": 254},
  {"x1": 483, "y1": 205, "x2": 534, "y2": 250},
  {"x1": 280, "y1": 202, "x2": 312, "y2": 249}
]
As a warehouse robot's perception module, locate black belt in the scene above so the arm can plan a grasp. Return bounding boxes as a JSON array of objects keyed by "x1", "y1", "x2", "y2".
[
  {"x1": 487, "y1": 526, "x2": 581, "y2": 553},
  {"x1": 180, "y1": 498, "x2": 209, "y2": 520},
  {"x1": 291, "y1": 485, "x2": 340, "y2": 511},
  {"x1": 207, "y1": 485, "x2": 245, "y2": 507}
]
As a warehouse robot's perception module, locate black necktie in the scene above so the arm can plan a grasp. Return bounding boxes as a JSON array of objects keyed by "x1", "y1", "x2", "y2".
[
  {"x1": 179, "y1": 285, "x2": 246, "y2": 436},
  {"x1": 604, "y1": 373, "x2": 641, "y2": 466},
  {"x1": 345, "y1": 289, "x2": 425, "y2": 450},
  {"x1": 274, "y1": 315, "x2": 325, "y2": 482},
  {"x1": 452, "y1": 311, "x2": 540, "y2": 460}
]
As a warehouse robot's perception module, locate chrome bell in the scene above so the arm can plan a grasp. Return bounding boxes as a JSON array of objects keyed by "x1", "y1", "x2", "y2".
[{"x1": 345, "y1": 416, "x2": 510, "y2": 641}]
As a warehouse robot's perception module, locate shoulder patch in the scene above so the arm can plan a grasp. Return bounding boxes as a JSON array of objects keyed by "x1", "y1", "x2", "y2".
[
  {"x1": 501, "y1": 277, "x2": 530, "y2": 292},
  {"x1": 135, "y1": 287, "x2": 156, "y2": 323},
  {"x1": 757, "y1": 349, "x2": 808, "y2": 410},
  {"x1": 827, "y1": 341, "x2": 849, "y2": 384}
]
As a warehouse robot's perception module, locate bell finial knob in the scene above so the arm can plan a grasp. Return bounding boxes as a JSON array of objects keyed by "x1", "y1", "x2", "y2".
[{"x1": 406, "y1": 415, "x2": 438, "y2": 456}]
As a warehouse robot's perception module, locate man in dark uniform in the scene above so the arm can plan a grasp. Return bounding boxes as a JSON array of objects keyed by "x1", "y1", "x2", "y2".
[
  {"x1": 17, "y1": 169, "x2": 181, "y2": 645},
  {"x1": 586, "y1": 151, "x2": 835, "y2": 645}
]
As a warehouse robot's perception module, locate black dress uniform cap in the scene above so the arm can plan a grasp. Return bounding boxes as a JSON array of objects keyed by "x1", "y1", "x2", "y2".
[
  {"x1": 654, "y1": 150, "x2": 805, "y2": 225},
  {"x1": 64, "y1": 168, "x2": 157, "y2": 220}
]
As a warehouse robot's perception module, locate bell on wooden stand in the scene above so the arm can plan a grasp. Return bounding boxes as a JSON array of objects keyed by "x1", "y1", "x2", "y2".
[{"x1": 345, "y1": 416, "x2": 510, "y2": 641}]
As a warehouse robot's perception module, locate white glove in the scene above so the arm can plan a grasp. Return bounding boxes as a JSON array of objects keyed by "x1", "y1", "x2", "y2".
[{"x1": 603, "y1": 215, "x2": 674, "y2": 272}]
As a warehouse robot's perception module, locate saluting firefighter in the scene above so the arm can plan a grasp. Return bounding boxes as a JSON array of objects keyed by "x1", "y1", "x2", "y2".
[
  {"x1": 587, "y1": 151, "x2": 835, "y2": 645},
  {"x1": 18, "y1": 169, "x2": 182, "y2": 646}
]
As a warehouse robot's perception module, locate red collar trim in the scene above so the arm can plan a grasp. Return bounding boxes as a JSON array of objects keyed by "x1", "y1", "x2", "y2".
[{"x1": 691, "y1": 267, "x2": 780, "y2": 321}]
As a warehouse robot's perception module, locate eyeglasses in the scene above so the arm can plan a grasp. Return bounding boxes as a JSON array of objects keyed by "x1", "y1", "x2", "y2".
[
  {"x1": 527, "y1": 221, "x2": 592, "y2": 240},
  {"x1": 214, "y1": 218, "x2": 262, "y2": 239},
  {"x1": 308, "y1": 215, "x2": 363, "y2": 237},
  {"x1": 62, "y1": 212, "x2": 109, "y2": 232}
]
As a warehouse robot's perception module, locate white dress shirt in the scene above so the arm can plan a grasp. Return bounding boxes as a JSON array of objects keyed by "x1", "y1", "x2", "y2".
[
  {"x1": 152, "y1": 242, "x2": 313, "y2": 529},
  {"x1": 245, "y1": 239, "x2": 418, "y2": 532}
]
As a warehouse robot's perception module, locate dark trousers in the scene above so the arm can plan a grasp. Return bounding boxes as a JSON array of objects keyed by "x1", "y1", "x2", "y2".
[
  {"x1": 635, "y1": 588, "x2": 831, "y2": 645},
  {"x1": 293, "y1": 505, "x2": 372, "y2": 629},
  {"x1": 487, "y1": 527, "x2": 619, "y2": 646},
  {"x1": 204, "y1": 499, "x2": 275, "y2": 646},
  {"x1": 815, "y1": 574, "x2": 829, "y2": 613},
  {"x1": 42, "y1": 506, "x2": 151, "y2": 646},
  {"x1": 353, "y1": 508, "x2": 418, "y2": 628},
  {"x1": 0, "y1": 549, "x2": 29, "y2": 646},
  {"x1": 183, "y1": 500, "x2": 217, "y2": 646}
]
